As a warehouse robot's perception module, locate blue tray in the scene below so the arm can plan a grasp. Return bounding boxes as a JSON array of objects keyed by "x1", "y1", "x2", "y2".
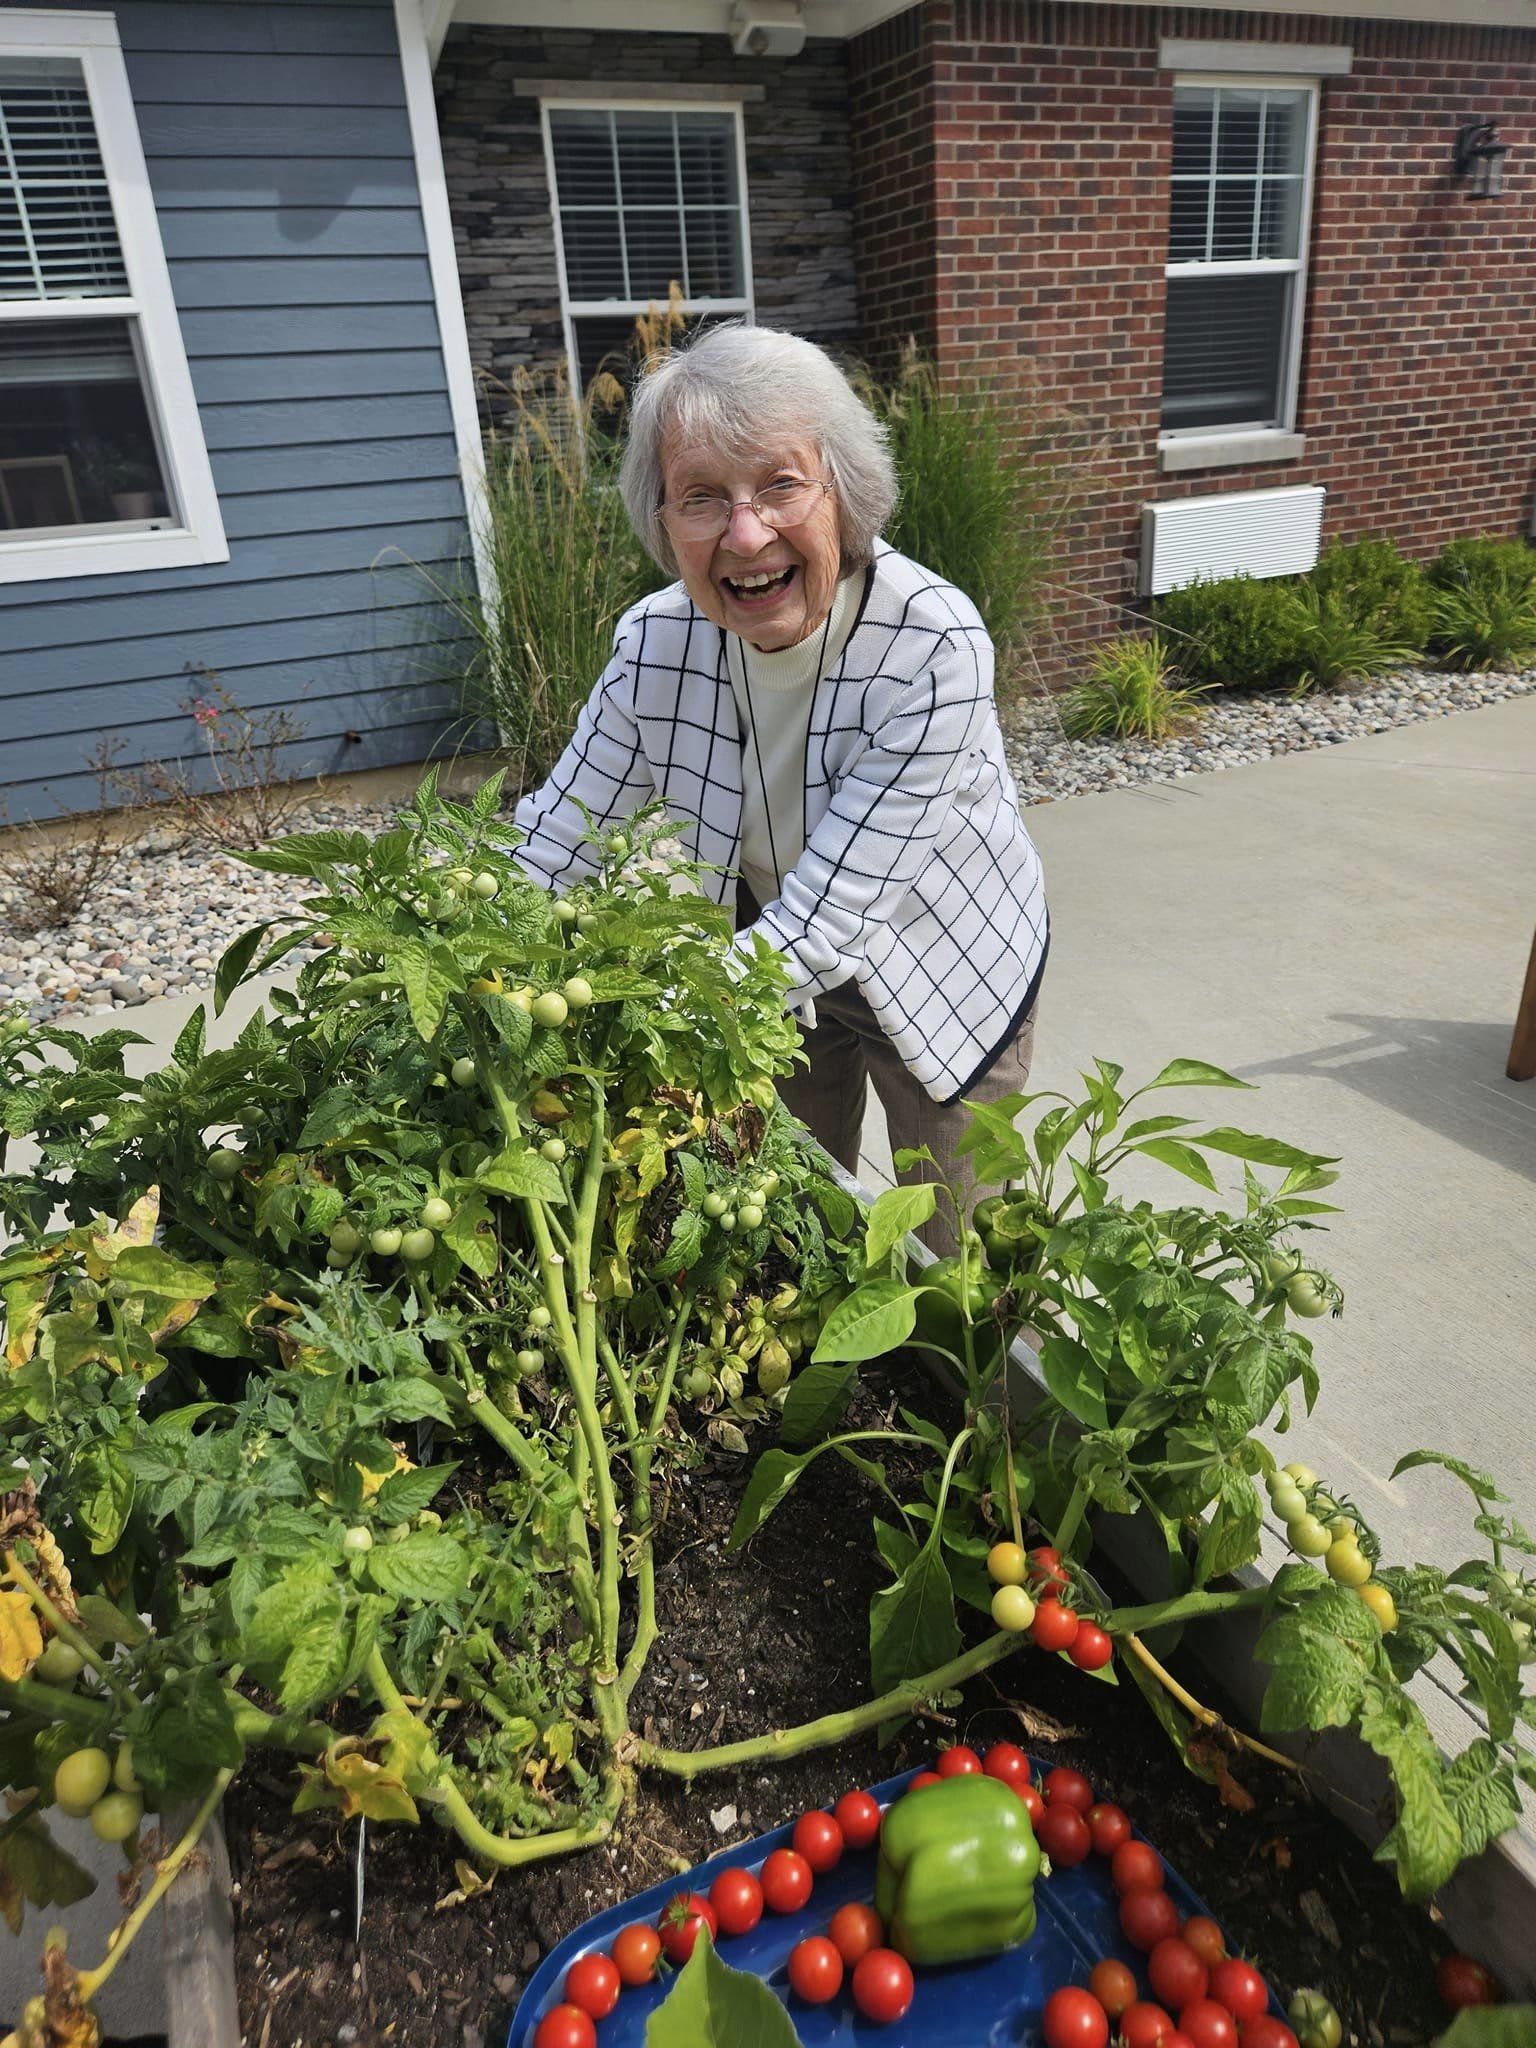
[{"x1": 509, "y1": 1763, "x2": 1275, "y2": 2045}]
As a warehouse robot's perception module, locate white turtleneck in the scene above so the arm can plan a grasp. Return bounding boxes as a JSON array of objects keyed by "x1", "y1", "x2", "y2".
[{"x1": 725, "y1": 572, "x2": 861, "y2": 912}]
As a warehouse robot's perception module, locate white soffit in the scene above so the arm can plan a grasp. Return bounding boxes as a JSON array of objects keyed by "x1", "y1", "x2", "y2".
[
  {"x1": 1160, "y1": 38, "x2": 1353, "y2": 75},
  {"x1": 447, "y1": 1, "x2": 1536, "y2": 36},
  {"x1": 1141, "y1": 486, "x2": 1326, "y2": 597}
]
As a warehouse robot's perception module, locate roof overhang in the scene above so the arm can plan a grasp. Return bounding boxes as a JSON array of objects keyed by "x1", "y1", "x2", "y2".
[{"x1": 445, "y1": 0, "x2": 1536, "y2": 42}]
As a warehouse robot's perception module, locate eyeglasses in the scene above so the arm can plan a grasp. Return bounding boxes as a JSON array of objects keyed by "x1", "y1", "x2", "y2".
[{"x1": 660, "y1": 475, "x2": 832, "y2": 541}]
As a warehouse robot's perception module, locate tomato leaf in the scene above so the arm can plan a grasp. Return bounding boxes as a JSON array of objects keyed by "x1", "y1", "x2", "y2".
[
  {"x1": 213, "y1": 922, "x2": 273, "y2": 1015},
  {"x1": 1437, "y1": 1737, "x2": 1523, "y2": 1865},
  {"x1": 727, "y1": 1445, "x2": 820, "y2": 1549},
  {"x1": 478, "y1": 1147, "x2": 564, "y2": 1203},
  {"x1": 812, "y1": 1278, "x2": 919, "y2": 1363},
  {"x1": 372, "y1": 1462, "x2": 459, "y2": 1525},
  {"x1": 1038, "y1": 1334, "x2": 1109, "y2": 1432},
  {"x1": 645, "y1": 1933, "x2": 800, "y2": 2047},
  {"x1": 1357, "y1": 1678, "x2": 1463, "y2": 1899},
  {"x1": 1390, "y1": 1448, "x2": 1507, "y2": 1502},
  {"x1": 362, "y1": 1531, "x2": 471, "y2": 1604},
  {"x1": 1434, "y1": 2012, "x2": 1536, "y2": 2048},
  {"x1": 0, "y1": 1812, "x2": 95, "y2": 1935},
  {"x1": 777, "y1": 1361, "x2": 858, "y2": 1447}
]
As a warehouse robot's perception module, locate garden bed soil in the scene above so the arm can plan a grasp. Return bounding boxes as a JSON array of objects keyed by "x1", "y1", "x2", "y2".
[{"x1": 227, "y1": 1361, "x2": 1457, "y2": 2048}]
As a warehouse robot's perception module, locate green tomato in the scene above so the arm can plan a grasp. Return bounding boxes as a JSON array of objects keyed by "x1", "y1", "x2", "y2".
[
  {"x1": 89, "y1": 1791, "x2": 143, "y2": 1845},
  {"x1": 324, "y1": 1248, "x2": 351, "y2": 1270},
  {"x1": 515, "y1": 1348, "x2": 544, "y2": 1374},
  {"x1": 1288, "y1": 1513, "x2": 1332, "y2": 1558},
  {"x1": 1270, "y1": 1479, "x2": 1308, "y2": 1523},
  {"x1": 207, "y1": 1147, "x2": 243, "y2": 1182},
  {"x1": 342, "y1": 1525, "x2": 374, "y2": 1555},
  {"x1": 527, "y1": 1303, "x2": 553, "y2": 1330},
  {"x1": 370, "y1": 1226, "x2": 403, "y2": 1258},
  {"x1": 34, "y1": 1640, "x2": 86, "y2": 1686},
  {"x1": 540, "y1": 1138, "x2": 567, "y2": 1164},
  {"x1": 471, "y1": 872, "x2": 499, "y2": 899},
  {"x1": 553, "y1": 898, "x2": 579, "y2": 924},
  {"x1": 759, "y1": 1170, "x2": 780, "y2": 1196},
  {"x1": 1286, "y1": 1272, "x2": 1332, "y2": 1318},
  {"x1": 737, "y1": 1202, "x2": 764, "y2": 1231},
  {"x1": 702, "y1": 1191, "x2": 728, "y2": 1219},
  {"x1": 681, "y1": 1364, "x2": 714, "y2": 1401},
  {"x1": 562, "y1": 976, "x2": 594, "y2": 1009},
  {"x1": 400, "y1": 1227, "x2": 436, "y2": 1262},
  {"x1": 1326, "y1": 1513, "x2": 1357, "y2": 1540},
  {"x1": 531, "y1": 991, "x2": 569, "y2": 1029},
  {"x1": 605, "y1": 831, "x2": 629, "y2": 856},
  {"x1": 329, "y1": 1220, "x2": 363, "y2": 1257},
  {"x1": 112, "y1": 1744, "x2": 140, "y2": 1794},
  {"x1": 1262, "y1": 1246, "x2": 1303, "y2": 1287},
  {"x1": 419, "y1": 1197, "x2": 453, "y2": 1231},
  {"x1": 508, "y1": 986, "x2": 535, "y2": 1014},
  {"x1": 54, "y1": 1748, "x2": 112, "y2": 1818},
  {"x1": 575, "y1": 911, "x2": 601, "y2": 935},
  {"x1": 719, "y1": 1211, "x2": 737, "y2": 1234},
  {"x1": 991, "y1": 1585, "x2": 1036, "y2": 1633},
  {"x1": 716, "y1": 1273, "x2": 740, "y2": 1302},
  {"x1": 1288, "y1": 1991, "x2": 1343, "y2": 2048},
  {"x1": 450, "y1": 1056, "x2": 477, "y2": 1087},
  {"x1": 1282, "y1": 1463, "x2": 1318, "y2": 1488},
  {"x1": 1326, "y1": 1538, "x2": 1372, "y2": 1586}
]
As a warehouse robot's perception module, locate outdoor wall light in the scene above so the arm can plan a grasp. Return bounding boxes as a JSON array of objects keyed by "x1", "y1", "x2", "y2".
[{"x1": 1453, "y1": 119, "x2": 1509, "y2": 200}]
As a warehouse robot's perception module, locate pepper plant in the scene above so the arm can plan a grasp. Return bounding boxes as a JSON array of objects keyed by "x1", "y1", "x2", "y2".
[{"x1": 730, "y1": 1060, "x2": 1536, "y2": 1902}]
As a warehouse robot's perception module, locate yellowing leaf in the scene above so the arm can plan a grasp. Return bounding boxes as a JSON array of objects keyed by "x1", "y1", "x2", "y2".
[
  {"x1": 435, "y1": 1858, "x2": 495, "y2": 1911},
  {"x1": 0, "y1": 1589, "x2": 43, "y2": 1680},
  {"x1": 325, "y1": 1751, "x2": 419, "y2": 1825},
  {"x1": 357, "y1": 1448, "x2": 414, "y2": 1500},
  {"x1": 2, "y1": 1276, "x2": 51, "y2": 1369}
]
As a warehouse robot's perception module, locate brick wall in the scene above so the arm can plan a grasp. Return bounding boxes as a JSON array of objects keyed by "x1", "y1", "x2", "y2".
[
  {"x1": 436, "y1": 25, "x2": 858, "y2": 414},
  {"x1": 849, "y1": 2, "x2": 1536, "y2": 669}
]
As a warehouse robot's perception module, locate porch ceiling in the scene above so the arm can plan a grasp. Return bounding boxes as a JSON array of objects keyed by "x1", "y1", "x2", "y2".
[{"x1": 446, "y1": 0, "x2": 1536, "y2": 38}]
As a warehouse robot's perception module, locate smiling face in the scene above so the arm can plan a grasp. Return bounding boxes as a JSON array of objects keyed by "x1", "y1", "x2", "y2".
[{"x1": 661, "y1": 435, "x2": 842, "y2": 652}]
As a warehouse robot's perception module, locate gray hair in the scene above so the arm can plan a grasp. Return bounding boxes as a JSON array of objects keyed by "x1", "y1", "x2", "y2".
[{"x1": 618, "y1": 323, "x2": 898, "y2": 577}]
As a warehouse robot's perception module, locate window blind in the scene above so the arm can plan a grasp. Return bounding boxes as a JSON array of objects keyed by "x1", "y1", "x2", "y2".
[
  {"x1": 548, "y1": 108, "x2": 743, "y2": 306},
  {"x1": 0, "y1": 55, "x2": 127, "y2": 302}
]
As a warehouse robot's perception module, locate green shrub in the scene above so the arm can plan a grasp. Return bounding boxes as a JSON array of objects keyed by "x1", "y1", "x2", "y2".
[
  {"x1": 1309, "y1": 535, "x2": 1435, "y2": 652},
  {"x1": 1428, "y1": 535, "x2": 1536, "y2": 669},
  {"x1": 1151, "y1": 573, "x2": 1310, "y2": 691},
  {"x1": 448, "y1": 367, "x2": 664, "y2": 791},
  {"x1": 1279, "y1": 584, "x2": 1422, "y2": 697},
  {"x1": 1060, "y1": 633, "x2": 1209, "y2": 740},
  {"x1": 850, "y1": 343, "x2": 1084, "y2": 693}
]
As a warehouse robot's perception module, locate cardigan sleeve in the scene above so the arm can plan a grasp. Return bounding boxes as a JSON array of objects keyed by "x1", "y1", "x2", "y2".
[
  {"x1": 746, "y1": 623, "x2": 995, "y2": 998},
  {"x1": 511, "y1": 611, "x2": 656, "y2": 892}
]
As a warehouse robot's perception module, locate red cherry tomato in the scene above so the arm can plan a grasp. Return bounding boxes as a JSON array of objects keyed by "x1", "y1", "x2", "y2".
[
  {"x1": 791, "y1": 1809, "x2": 845, "y2": 1873},
  {"x1": 1208, "y1": 1960, "x2": 1269, "y2": 2024},
  {"x1": 657, "y1": 1891, "x2": 717, "y2": 1965},
  {"x1": 833, "y1": 1789, "x2": 883, "y2": 1851},
  {"x1": 1070, "y1": 1621, "x2": 1114, "y2": 1671},
  {"x1": 1179, "y1": 1998, "x2": 1241, "y2": 2048},
  {"x1": 828, "y1": 1901, "x2": 885, "y2": 1967},
  {"x1": 1036, "y1": 1803, "x2": 1093, "y2": 1867},
  {"x1": 1238, "y1": 2023, "x2": 1300, "y2": 2048},
  {"x1": 787, "y1": 1935, "x2": 844, "y2": 2005},
  {"x1": 1089, "y1": 1958, "x2": 1139, "y2": 2020},
  {"x1": 1111, "y1": 1839, "x2": 1165, "y2": 1894},
  {"x1": 708, "y1": 1866, "x2": 764, "y2": 1938},
  {"x1": 1436, "y1": 1955, "x2": 1499, "y2": 2011},
  {"x1": 1120, "y1": 1885, "x2": 1181, "y2": 1952},
  {"x1": 1043, "y1": 1985, "x2": 1111, "y2": 2048},
  {"x1": 1167, "y1": 2035, "x2": 1200, "y2": 2048},
  {"x1": 533, "y1": 2008, "x2": 596, "y2": 2048},
  {"x1": 1148, "y1": 1938, "x2": 1208, "y2": 2013},
  {"x1": 1020, "y1": 1782, "x2": 1045, "y2": 1828},
  {"x1": 1181, "y1": 1916, "x2": 1227, "y2": 1969},
  {"x1": 1032, "y1": 1597, "x2": 1081, "y2": 1653},
  {"x1": 1121, "y1": 2002, "x2": 1176, "y2": 2048},
  {"x1": 982, "y1": 1741, "x2": 1032, "y2": 1793},
  {"x1": 610, "y1": 1922, "x2": 661, "y2": 1987},
  {"x1": 759, "y1": 1848, "x2": 813, "y2": 1915},
  {"x1": 1043, "y1": 1765, "x2": 1094, "y2": 1812},
  {"x1": 1029, "y1": 1545, "x2": 1071, "y2": 1593},
  {"x1": 935, "y1": 1744, "x2": 983, "y2": 1777},
  {"x1": 562, "y1": 1953, "x2": 620, "y2": 2021},
  {"x1": 1087, "y1": 1800, "x2": 1131, "y2": 1856},
  {"x1": 909, "y1": 1769, "x2": 942, "y2": 1790},
  {"x1": 851, "y1": 1947, "x2": 915, "y2": 2025}
]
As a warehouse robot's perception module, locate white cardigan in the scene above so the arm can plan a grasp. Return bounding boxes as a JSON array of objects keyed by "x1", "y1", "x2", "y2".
[{"x1": 511, "y1": 544, "x2": 1049, "y2": 1104}]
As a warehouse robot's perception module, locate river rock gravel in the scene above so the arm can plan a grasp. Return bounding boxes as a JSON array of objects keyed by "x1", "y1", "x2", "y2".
[{"x1": 2, "y1": 663, "x2": 1532, "y2": 1028}]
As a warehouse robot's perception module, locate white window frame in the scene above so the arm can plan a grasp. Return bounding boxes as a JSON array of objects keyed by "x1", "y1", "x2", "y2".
[
  {"x1": 539, "y1": 96, "x2": 755, "y2": 398},
  {"x1": 1159, "y1": 74, "x2": 1320, "y2": 467},
  {"x1": 1, "y1": 10, "x2": 226, "y2": 584}
]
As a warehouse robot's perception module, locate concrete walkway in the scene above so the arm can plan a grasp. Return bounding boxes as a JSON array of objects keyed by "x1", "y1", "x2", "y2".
[{"x1": 862, "y1": 692, "x2": 1536, "y2": 1863}]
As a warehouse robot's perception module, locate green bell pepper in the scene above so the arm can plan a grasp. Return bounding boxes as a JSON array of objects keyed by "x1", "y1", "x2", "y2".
[{"x1": 874, "y1": 1773, "x2": 1040, "y2": 1966}]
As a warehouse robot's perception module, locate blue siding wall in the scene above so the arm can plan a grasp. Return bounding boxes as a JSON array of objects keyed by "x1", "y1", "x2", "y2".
[{"x1": 0, "y1": 0, "x2": 474, "y2": 822}]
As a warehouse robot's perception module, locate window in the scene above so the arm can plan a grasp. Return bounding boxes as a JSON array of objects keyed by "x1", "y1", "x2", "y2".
[
  {"x1": 1162, "y1": 80, "x2": 1318, "y2": 441},
  {"x1": 542, "y1": 102, "x2": 753, "y2": 394},
  {"x1": 0, "y1": 13, "x2": 225, "y2": 583}
]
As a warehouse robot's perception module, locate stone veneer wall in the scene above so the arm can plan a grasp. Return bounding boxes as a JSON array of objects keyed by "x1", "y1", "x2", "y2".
[{"x1": 435, "y1": 25, "x2": 859, "y2": 417}]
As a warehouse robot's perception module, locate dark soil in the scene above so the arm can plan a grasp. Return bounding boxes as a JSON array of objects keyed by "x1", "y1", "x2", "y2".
[{"x1": 228, "y1": 1359, "x2": 1455, "y2": 2048}]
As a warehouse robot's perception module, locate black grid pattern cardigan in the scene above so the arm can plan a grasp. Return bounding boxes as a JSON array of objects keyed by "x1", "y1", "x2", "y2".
[{"x1": 512, "y1": 544, "x2": 1049, "y2": 1104}]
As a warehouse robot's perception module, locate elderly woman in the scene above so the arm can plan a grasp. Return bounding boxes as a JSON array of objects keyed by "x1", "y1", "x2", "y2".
[{"x1": 513, "y1": 325, "x2": 1048, "y2": 1248}]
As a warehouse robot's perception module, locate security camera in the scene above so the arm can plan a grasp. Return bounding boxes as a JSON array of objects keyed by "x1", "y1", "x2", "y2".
[{"x1": 729, "y1": 1, "x2": 806, "y2": 58}]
